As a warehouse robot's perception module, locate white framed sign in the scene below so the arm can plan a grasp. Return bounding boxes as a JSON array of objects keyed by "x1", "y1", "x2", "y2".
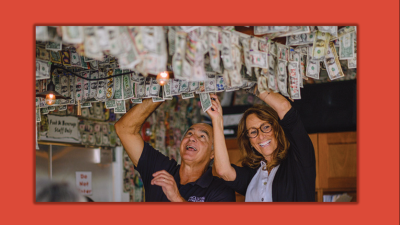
[{"x1": 75, "y1": 171, "x2": 92, "y2": 196}]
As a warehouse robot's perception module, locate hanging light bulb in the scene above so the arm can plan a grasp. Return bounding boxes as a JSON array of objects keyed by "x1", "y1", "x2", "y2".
[
  {"x1": 156, "y1": 71, "x2": 169, "y2": 86},
  {"x1": 45, "y1": 93, "x2": 56, "y2": 105},
  {"x1": 36, "y1": 76, "x2": 71, "y2": 105}
]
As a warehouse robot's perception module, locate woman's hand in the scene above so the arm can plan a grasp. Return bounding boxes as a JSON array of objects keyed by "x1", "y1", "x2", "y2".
[{"x1": 206, "y1": 94, "x2": 223, "y2": 124}]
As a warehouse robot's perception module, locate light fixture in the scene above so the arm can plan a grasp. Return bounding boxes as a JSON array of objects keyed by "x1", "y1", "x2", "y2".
[
  {"x1": 36, "y1": 66, "x2": 71, "y2": 105},
  {"x1": 156, "y1": 71, "x2": 169, "y2": 86}
]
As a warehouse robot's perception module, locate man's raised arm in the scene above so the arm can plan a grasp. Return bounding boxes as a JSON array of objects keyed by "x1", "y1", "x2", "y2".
[{"x1": 115, "y1": 99, "x2": 163, "y2": 167}]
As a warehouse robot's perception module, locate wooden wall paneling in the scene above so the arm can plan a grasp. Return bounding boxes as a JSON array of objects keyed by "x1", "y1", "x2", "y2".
[{"x1": 318, "y1": 132, "x2": 357, "y2": 189}]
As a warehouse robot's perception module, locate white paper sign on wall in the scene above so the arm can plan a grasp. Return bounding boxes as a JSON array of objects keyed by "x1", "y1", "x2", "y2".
[
  {"x1": 47, "y1": 115, "x2": 80, "y2": 140},
  {"x1": 76, "y1": 171, "x2": 92, "y2": 196}
]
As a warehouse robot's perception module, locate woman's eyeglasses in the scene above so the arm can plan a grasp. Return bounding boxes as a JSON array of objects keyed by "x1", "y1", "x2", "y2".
[{"x1": 246, "y1": 123, "x2": 272, "y2": 138}]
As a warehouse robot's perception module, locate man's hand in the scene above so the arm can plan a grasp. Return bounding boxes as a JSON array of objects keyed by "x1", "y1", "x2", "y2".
[
  {"x1": 151, "y1": 170, "x2": 186, "y2": 202},
  {"x1": 206, "y1": 94, "x2": 223, "y2": 124}
]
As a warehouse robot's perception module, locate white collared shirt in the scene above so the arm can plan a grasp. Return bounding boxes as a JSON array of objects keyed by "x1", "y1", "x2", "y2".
[{"x1": 245, "y1": 161, "x2": 280, "y2": 202}]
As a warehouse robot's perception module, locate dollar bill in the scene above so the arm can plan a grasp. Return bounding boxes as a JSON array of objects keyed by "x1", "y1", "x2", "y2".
[
  {"x1": 276, "y1": 26, "x2": 310, "y2": 37},
  {"x1": 306, "y1": 46, "x2": 320, "y2": 79},
  {"x1": 276, "y1": 43, "x2": 289, "y2": 61},
  {"x1": 131, "y1": 98, "x2": 143, "y2": 104},
  {"x1": 136, "y1": 77, "x2": 145, "y2": 98},
  {"x1": 41, "y1": 108, "x2": 49, "y2": 114},
  {"x1": 122, "y1": 70, "x2": 134, "y2": 99},
  {"x1": 221, "y1": 30, "x2": 234, "y2": 71},
  {"x1": 256, "y1": 75, "x2": 269, "y2": 94},
  {"x1": 240, "y1": 37, "x2": 252, "y2": 75},
  {"x1": 62, "y1": 26, "x2": 84, "y2": 44},
  {"x1": 38, "y1": 61, "x2": 50, "y2": 79},
  {"x1": 46, "y1": 41, "x2": 62, "y2": 51},
  {"x1": 50, "y1": 51, "x2": 61, "y2": 64},
  {"x1": 152, "y1": 97, "x2": 164, "y2": 102},
  {"x1": 81, "y1": 102, "x2": 91, "y2": 108},
  {"x1": 181, "y1": 92, "x2": 195, "y2": 99},
  {"x1": 95, "y1": 26, "x2": 110, "y2": 51},
  {"x1": 180, "y1": 26, "x2": 200, "y2": 33},
  {"x1": 163, "y1": 80, "x2": 172, "y2": 97},
  {"x1": 254, "y1": 26, "x2": 289, "y2": 35},
  {"x1": 229, "y1": 70, "x2": 243, "y2": 88},
  {"x1": 339, "y1": 32, "x2": 355, "y2": 60},
  {"x1": 324, "y1": 42, "x2": 344, "y2": 80},
  {"x1": 269, "y1": 41, "x2": 277, "y2": 56},
  {"x1": 118, "y1": 48, "x2": 141, "y2": 70},
  {"x1": 38, "y1": 48, "x2": 50, "y2": 61},
  {"x1": 68, "y1": 74, "x2": 75, "y2": 105},
  {"x1": 96, "y1": 70, "x2": 106, "y2": 101},
  {"x1": 36, "y1": 26, "x2": 49, "y2": 41},
  {"x1": 199, "y1": 93, "x2": 212, "y2": 112},
  {"x1": 196, "y1": 81, "x2": 206, "y2": 93},
  {"x1": 288, "y1": 61, "x2": 301, "y2": 99},
  {"x1": 60, "y1": 73, "x2": 70, "y2": 105},
  {"x1": 317, "y1": 26, "x2": 338, "y2": 38},
  {"x1": 268, "y1": 54, "x2": 278, "y2": 92},
  {"x1": 348, "y1": 56, "x2": 357, "y2": 69},
  {"x1": 58, "y1": 105, "x2": 67, "y2": 111},
  {"x1": 277, "y1": 60, "x2": 289, "y2": 97},
  {"x1": 80, "y1": 56, "x2": 88, "y2": 69},
  {"x1": 249, "y1": 50, "x2": 268, "y2": 68},
  {"x1": 189, "y1": 81, "x2": 199, "y2": 93},
  {"x1": 178, "y1": 79, "x2": 189, "y2": 94},
  {"x1": 216, "y1": 76, "x2": 225, "y2": 92},
  {"x1": 87, "y1": 72, "x2": 98, "y2": 101},
  {"x1": 312, "y1": 31, "x2": 331, "y2": 60},
  {"x1": 84, "y1": 26, "x2": 104, "y2": 60},
  {"x1": 144, "y1": 78, "x2": 151, "y2": 98},
  {"x1": 113, "y1": 69, "x2": 123, "y2": 99},
  {"x1": 81, "y1": 71, "x2": 90, "y2": 102},
  {"x1": 69, "y1": 49, "x2": 80, "y2": 67},
  {"x1": 181, "y1": 59, "x2": 192, "y2": 80},
  {"x1": 149, "y1": 78, "x2": 161, "y2": 97},
  {"x1": 208, "y1": 29, "x2": 221, "y2": 73},
  {"x1": 48, "y1": 106, "x2": 56, "y2": 111},
  {"x1": 114, "y1": 100, "x2": 126, "y2": 114},
  {"x1": 171, "y1": 79, "x2": 180, "y2": 96},
  {"x1": 130, "y1": 70, "x2": 140, "y2": 83},
  {"x1": 172, "y1": 31, "x2": 188, "y2": 79},
  {"x1": 36, "y1": 107, "x2": 41, "y2": 122},
  {"x1": 286, "y1": 31, "x2": 316, "y2": 46},
  {"x1": 205, "y1": 74, "x2": 216, "y2": 92},
  {"x1": 338, "y1": 26, "x2": 356, "y2": 38},
  {"x1": 106, "y1": 68, "x2": 114, "y2": 100},
  {"x1": 168, "y1": 26, "x2": 176, "y2": 56},
  {"x1": 84, "y1": 57, "x2": 95, "y2": 62},
  {"x1": 108, "y1": 26, "x2": 124, "y2": 56}
]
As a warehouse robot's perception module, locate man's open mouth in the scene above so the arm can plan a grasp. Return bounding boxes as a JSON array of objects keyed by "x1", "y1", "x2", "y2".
[{"x1": 186, "y1": 146, "x2": 197, "y2": 151}]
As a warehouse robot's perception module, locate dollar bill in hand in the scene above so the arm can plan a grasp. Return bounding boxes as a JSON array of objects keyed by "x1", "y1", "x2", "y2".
[{"x1": 199, "y1": 93, "x2": 212, "y2": 112}]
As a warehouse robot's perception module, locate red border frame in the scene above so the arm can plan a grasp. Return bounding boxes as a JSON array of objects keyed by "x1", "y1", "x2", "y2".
[{"x1": 1, "y1": 1, "x2": 399, "y2": 224}]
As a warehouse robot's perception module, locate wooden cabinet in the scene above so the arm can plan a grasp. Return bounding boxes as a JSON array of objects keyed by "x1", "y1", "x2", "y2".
[
  {"x1": 225, "y1": 131, "x2": 357, "y2": 202},
  {"x1": 315, "y1": 131, "x2": 357, "y2": 202}
]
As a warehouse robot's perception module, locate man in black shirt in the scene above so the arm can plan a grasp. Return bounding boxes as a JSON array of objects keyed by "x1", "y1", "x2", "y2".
[{"x1": 115, "y1": 99, "x2": 235, "y2": 202}]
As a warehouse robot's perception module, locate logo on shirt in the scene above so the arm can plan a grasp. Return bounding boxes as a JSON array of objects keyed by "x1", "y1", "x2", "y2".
[{"x1": 188, "y1": 196, "x2": 205, "y2": 202}]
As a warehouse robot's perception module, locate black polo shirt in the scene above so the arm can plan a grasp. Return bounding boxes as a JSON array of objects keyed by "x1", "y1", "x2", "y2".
[{"x1": 135, "y1": 142, "x2": 236, "y2": 202}]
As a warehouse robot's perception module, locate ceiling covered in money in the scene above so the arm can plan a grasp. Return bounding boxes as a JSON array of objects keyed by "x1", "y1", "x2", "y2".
[{"x1": 36, "y1": 26, "x2": 357, "y2": 105}]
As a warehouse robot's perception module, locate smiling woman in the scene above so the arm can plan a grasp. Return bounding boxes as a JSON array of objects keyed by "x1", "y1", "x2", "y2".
[{"x1": 207, "y1": 86, "x2": 316, "y2": 202}]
